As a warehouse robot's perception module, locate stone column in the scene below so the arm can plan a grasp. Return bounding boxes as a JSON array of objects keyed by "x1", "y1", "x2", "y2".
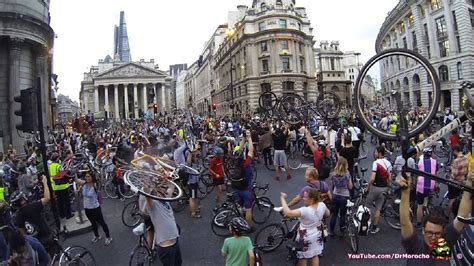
[
  {"x1": 142, "y1": 84, "x2": 147, "y2": 113},
  {"x1": 83, "y1": 90, "x2": 88, "y2": 114},
  {"x1": 133, "y1": 84, "x2": 138, "y2": 118},
  {"x1": 153, "y1": 84, "x2": 157, "y2": 105},
  {"x1": 104, "y1": 85, "x2": 109, "y2": 114},
  {"x1": 8, "y1": 38, "x2": 22, "y2": 149},
  {"x1": 94, "y1": 86, "x2": 99, "y2": 113},
  {"x1": 124, "y1": 85, "x2": 129, "y2": 120},
  {"x1": 114, "y1": 84, "x2": 119, "y2": 120},
  {"x1": 36, "y1": 49, "x2": 49, "y2": 132},
  {"x1": 161, "y1": 85, "x2": 166, "y2": 112}
]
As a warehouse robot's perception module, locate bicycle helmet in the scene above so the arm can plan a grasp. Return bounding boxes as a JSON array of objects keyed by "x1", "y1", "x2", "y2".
[
  {"x1": 10, "y1": 191, "x2": 28, "y2": 207},
  {"x1": 214, "y1": 147, "x2": 224, "y2": 156},
  {"x1": 318, "y1": 140, "x2": 326, "y2": 146},
  {"x1": 229, "y1": 217, "x2": 251, "y2": 234},
  {"x1": 0, "y1": 169, "x2": 4, "y2": 178},
  {"x1": 423, "y1": 147, "x2": 432, "y2": 154},
  {"x1": 233, "y1": 145, "x2": 242, "y2": 158}
]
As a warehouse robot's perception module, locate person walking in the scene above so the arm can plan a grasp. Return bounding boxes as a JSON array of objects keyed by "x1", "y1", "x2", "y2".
[
  {"x1": 221, "y1": 217, "x2": 255, "y2": 266},
  {"x1": 75, "y1": 171, "x2": 112, "y2": 246},
  {"x1": 329, "y1": 158, "x2": 352, "y2": 237}
]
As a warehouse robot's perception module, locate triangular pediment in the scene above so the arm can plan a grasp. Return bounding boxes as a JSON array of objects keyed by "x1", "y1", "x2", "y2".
[{"x1": 96, "y1": 62, "x2": 168, "y2": 79}]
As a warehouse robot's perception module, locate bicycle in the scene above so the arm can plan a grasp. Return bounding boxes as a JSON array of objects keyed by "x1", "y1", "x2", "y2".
[
  {"x1": 343, "y1": 181, "x2": 369, "y2": 253},
  {"x1": 122, "y1": 197, "x2": 143, "y2": 228},
  {"x1": 254, "y1": 208, "x2": 300, "y2": 252},
  {"x1": 50, "y1": 231, "x2": 96, "y2": 265},
  {"x1": 258, "y1": 92, "x2": 342, "y2": 125}
]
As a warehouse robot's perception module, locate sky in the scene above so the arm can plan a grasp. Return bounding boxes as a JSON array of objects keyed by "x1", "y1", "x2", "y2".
[{"x1": 49, "y1": 0, "x2": 399, "y2": 101}]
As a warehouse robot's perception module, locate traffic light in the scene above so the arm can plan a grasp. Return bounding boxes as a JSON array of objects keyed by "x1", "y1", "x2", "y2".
[
  {"x1": 14, "y1": 88, "x2": 38, "y2": 133},
  {"x1": 212, "y1": 102, "x2": 217, "y2": 111},
  {"x1": 153, "y1": 104, "x2": 158, "y2": 114}
]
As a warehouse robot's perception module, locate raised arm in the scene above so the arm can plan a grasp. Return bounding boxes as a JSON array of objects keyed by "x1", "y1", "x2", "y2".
[
  {"x1": 305, "y1": 128, "x2": 317, "y2": 153},
  {"x1": 398, "y1": 174, "x2": 414, "y2": 239},
  {"x1": 40, "y1": 176, "x2": 50, "y2": 205},
  {"x1": 247, "y1": 130, "x2": 254, "y2": 158},
  {"x1": 280, "y1": 192, "x2": 301, "y2": 218},
  {"x1": 453, "y1": 171, "x2": 473, "y2": 232}
]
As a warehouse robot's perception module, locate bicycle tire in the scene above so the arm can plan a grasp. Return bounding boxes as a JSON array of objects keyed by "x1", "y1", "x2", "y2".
[
  {"x1": 122, "y1": 201, "x2": 143, "y2": 228},
  {"x1": 104, "y1": 180, "x2": 119, "y2": 199},
  {"x1": 359, "y1": 142, "x2": 368, "y2": 158},
  {"x1": 258, "y1": 91, "x2": 278, "y2": 111},
  {"x1": 384, "y1": 202, "x2": 402, "y2": 230},
  {"x1": 170, "y1": 198, "x2": 187, "y2": 213},
  {"x1": 123, "y1": 170, "x2": 183, "y2": 201},
  {"x1": 59, "y1": 246, "x2": 96, "y2": 266},
  {"x1": 120, "y1": 183, "x2": 137, "y2": 199},
  {"x1": 129, "y1": 245, "x2": 152, "y2": 266},
  {"x1": 53, "y1": 123, "x2": 67, "y2": 141},
  {"x1": 211, "y1": 209, "x2": 239, "y2": 237},
  {"x1": 287, "y1": 150, "x2": 302, "y2": 170},
  {"x1": 354, "y1": 48, "x2": 441, "y2": 141},
  {"x1": 254, "y1": 223, "x2": 286, "y2": 252},
  {"x1": 198, "y1": 173, "x2": 214, "y2": 196},
  {"x1": 347, "y1": 221, "x2": 359, "y2": 253},
  {"x1": 278, "y1": 94, "x2": 305, "y2": 125},
  {"x1": 317, "y1": 92, "x2": 342, "y2": 119},
  {"x1": 252, "y1": 197, "x2": 274, "y2": 224}
]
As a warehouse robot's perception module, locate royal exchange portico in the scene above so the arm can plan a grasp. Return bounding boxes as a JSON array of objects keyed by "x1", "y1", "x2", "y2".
[{"x1": 80, "y1": 61, "x2": 172, "y2": 120}]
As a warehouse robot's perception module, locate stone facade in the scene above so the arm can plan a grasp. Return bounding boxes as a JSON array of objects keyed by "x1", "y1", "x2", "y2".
[
  {"x1": 205, "y1": 0, "x2": 317, "y2": 116},
  {"x1": 376, "y1": 0, "x2": 474, "y2": 112},
  {"x1": 0, "y1": 0, "x2": 55, "y2": 151},
  {"x1": 57, "y1": 94, "x2": 79, "y2": 123},
  {"x1": 79, "y1": 59, "x2": 172, "y2": 120}
]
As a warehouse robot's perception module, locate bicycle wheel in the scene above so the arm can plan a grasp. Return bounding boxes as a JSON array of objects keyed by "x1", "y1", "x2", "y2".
[
  {"x1": 211, "y1": 209, "x2": 239, "y2": 237},
  {"x1": 346, "y1": 221, "x2": 359, "y2": 253},
  {"x1": 104, "y1": 180, "x2": 119, "y2": 199},
  {"x1": 170, "y1": 198, "x2": 187, "y2": 213},
  {"x1": 252, "y1": 197, "x2": 274, "y2": 224},
  {"x1": 129, "y1": 245, "x2": 151, "y2": 266},
  {"x1": 59, "y1": 246, "x2": 96, "y2": 266},
  {"x1": 124, "y1": 170, "x2": 182, "y2": 201},
  {"x1": 287, "y1": 149, "x2": 302, "y2": 170},
  {"x1": 359, "y1": 141, "x2": 368, "y2": 158},
  {"x1": 258, "y1": 91, "x2": 278, "y2": 111},
  {"x1": 278, "y1": 94, "x2": 306, "y2": 125},
  {"x1": 122, "y1": 201, "x2": 143, "y2": 228},
  {"x1": 254, "y1": 223, "x2": 286, "y2": 252},
  {"x1": 198, "y1": 173, "x2": 214, "y2": 196},
  {"x1": 384, "y1": 202, "x2": 402, "y2": 230},
  {"x1": 354, "y1": 48, "x2": 441, "y2": 141},
  {"x1": 317, "y1": 92, "x2": 342, "y2": 119}
]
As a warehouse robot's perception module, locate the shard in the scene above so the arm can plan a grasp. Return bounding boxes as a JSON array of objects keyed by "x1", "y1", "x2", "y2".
[{"x1": 114, "y1": 11, "x2": 132, "y2": 62}]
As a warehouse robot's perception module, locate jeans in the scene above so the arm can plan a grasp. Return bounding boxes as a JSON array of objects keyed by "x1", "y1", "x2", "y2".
[
  {"x1": 330, "y1": 194, "x2": 350, "y2": 232},
  {"x1": 158, "y1": 240, "x2": 182, "y2": 266}
]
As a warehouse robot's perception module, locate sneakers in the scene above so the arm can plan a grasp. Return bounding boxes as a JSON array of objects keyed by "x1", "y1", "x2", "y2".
[
  {"x1": 369, "y1": 226, "x2": 380, "y2": 234},
  {"x1": 92, "y1": 235, "x2": 102, "y2": 243},
  {"x1": 105, "y1": 237, "x2": 113, "y2": 246}
]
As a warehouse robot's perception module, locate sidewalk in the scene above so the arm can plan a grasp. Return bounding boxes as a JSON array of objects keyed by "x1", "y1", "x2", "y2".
[{"x1": 61, "y1": 210, "x2": 92, "y2": 236}]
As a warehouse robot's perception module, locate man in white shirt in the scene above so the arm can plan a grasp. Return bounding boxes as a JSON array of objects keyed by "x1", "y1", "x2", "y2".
[{"x1": 347, "y1": 122, "x2": 361, "y2": 157}]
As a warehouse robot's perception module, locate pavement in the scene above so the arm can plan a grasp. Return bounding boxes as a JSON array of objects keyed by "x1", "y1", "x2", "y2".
[{"x1": 60, "y1": 138, "x2": 426, "y2": 266}]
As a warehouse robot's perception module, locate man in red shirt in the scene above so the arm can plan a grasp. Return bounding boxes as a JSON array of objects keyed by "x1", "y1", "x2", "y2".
[
  {"x1": 449, "y1": 130, "x2": 459, "y2": 148},
  {"x1": 210, "y1": 147, "x2": 225, "y2": 204}
]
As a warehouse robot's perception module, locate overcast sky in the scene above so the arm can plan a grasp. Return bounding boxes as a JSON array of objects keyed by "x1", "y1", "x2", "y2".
[{"x1": 49, "y1": 0, "x2": 399, "y2": 101}]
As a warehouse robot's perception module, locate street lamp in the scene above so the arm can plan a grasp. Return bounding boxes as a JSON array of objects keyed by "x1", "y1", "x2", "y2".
[{"x1": 354, "y1": 52, "x2": 361, "y2": 71}]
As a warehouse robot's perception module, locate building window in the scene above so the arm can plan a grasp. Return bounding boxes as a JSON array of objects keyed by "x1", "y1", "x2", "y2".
[
  {"x1": 261, "y1": 3, "x2": 266, "y2": 11},
  {"x1": 435, "y1": 16, "x2": 447, "y2": 38},
  {"x1": 282, "y1": 81, "x2": 294, "y2": 91},
  {"x1": 439, "y1": 65, "x2": 449, "y2": 81},
  {"x1": 297, "y1": 22, "x2": 301, "y2": 31},
  {"x1": 403, "y1": 37, "x2": 407, "y2": 49},
  {"x1": 279, "y1": 19, "x2": 287, "y2": 28},
  {"x1": 456, "y1": 36, "x2": 461, "y2": 52},
  {"x1": 260, "y1": 41, "x2": 268, "y2": 52},
  {"x1": 408, "y1": 14, "x2": 414, "y2": 27},
  {"x1": 303, "y1": 82, "x2": 308, "y2": 101},
  {"x1": 281, "y1": 40, "x2": 289, "y2": 50},
  {"x1": 282, "y1": 57, "x2": 290, "y2": 71},
  {"x1": 470, "y1": 9, "x2": 474, "y2": 27},
  {"x1": 261, "y1": 83, "x2": 272, "y2": 108},
  {"x1": 258, "y1": 21, "x2": 266, "y2": 31},
  {"x1": 412, "y1": 31, "x2": 418, "y2": 51},
  {"x1": 399, "y1": 21, "x2": 405, "y2": 33},
  {"x1": 430, "y1": 0, "x2": 441, "y2": 11},
  {"x1": 419, "y1": 5, "x2": 425, "y2": 18},
  {"x1": 427, "y1": 45, "x2": 431, "y2": 58},
  {"x1": 423, "y1": 24, "x2": 429, "y2": 42},
  {"x1": 262, "y1": 59, "x2": 269, "y2": 73},
  {"x1": 439, "y1": 40, "x2": 449, "y2": 57},
  {"x1": 457, "y1": 62, "x2": 463, "y2": 79},
  {"x1": 276, "y1": 0, "x2": 283, "y2": 6},
  {"x1": 330, "y1": 58, "x2": 335, "y2": 70},
  {"x1": 452, "y1": 11, "x2": 458, "y2": 31},
  {"x1": 299, "y1": 43, "x2": 303, "y2": 53},
  {"x1": 300, "y1": 58, "x2": 305, "y2": 72}
]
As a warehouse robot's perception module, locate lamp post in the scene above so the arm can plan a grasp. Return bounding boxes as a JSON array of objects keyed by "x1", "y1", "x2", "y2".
[{"x1": 354, "y1": 52, "x2": 361, "y2": 71}]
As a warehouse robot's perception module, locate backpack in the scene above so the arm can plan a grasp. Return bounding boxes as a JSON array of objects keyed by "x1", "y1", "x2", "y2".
[
  {"x1": 307, "y1": 181, "x2": 331, "y2": 210},
  {"x1": 318, "y1": 153, "x2": 332, "y2": 180},
  {"x1": 228, "y1": 168, "x2": 248, "y2": 190},
  {"x1": 52, "y1": 164, "x2": 68, "y2": 186}
]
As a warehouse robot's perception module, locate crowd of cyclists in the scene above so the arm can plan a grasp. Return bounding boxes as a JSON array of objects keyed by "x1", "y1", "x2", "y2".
[{"x1": 0, "y1": 106, "x2": 472, "y2": 266}]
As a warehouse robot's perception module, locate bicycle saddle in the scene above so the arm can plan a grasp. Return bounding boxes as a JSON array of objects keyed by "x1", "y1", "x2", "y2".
[
  {"x1": 360, "y1": 168, "x2": 368, "y2": 173},
  {"x1": 346, "y1": 200, "x2": 355, "y2": 208}
]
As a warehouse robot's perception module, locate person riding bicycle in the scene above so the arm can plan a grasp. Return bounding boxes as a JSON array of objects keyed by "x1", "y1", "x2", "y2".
[
  {"x1": 415, "y1": 147, "x2": 439, "y2": 228},
  {"x1": 221, "y1": 217, "x2": 254, "y2": 266}
]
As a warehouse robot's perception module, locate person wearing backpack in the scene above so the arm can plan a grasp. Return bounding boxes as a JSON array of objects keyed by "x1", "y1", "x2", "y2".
[
  {"x1": 231, "y1": 130, "x2": 255, "y2": 225},
  {"x1": 329, "y1": 157, "x2": 353, "y2": 237},
  {"x1": 305, "y1": 129, "x2": 331, "y2": 181}
]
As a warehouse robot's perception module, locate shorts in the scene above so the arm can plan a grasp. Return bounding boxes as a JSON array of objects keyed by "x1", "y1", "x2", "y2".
[
  {"x1": 416, "y1": 192, "x2": 430, "y2": 205},
  {"x1": 236, "y1": 190, "x2": 253, "y2": 209},
  {"x1": 212, "y1": 177, "x2": 225, "y2": 186},
  {"x1": 273, "y1": 150, "x2": 287, "y2": 166},
  {"x1": 187, "y1": 183, "x2": 198, "y2": 199},
  {"x1": 447, "y1": 186, "x2": 462, "y2": 200},
  {"x1": 366, "y1": 186, "x2": 387, "y2": 211}
]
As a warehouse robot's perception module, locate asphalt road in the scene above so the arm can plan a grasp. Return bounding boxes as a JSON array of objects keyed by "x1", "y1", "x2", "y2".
[{"x1": 63, "y1": 140, "x2": 416, "y2": 266}]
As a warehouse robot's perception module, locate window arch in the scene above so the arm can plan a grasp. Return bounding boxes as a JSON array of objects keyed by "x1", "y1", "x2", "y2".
[
  {"x1": 403, "y1": 77, "x2": 409, "y2": 89},
  {"x1": 412, "y1": 74, "x2": 420, "y2": 85},
  {"x1": 457, "y1": 62, "x2": 463, "y2": 79},
  {"x1": 439, "y1": 65, "x2": 449, "y2": 82},
  {"x1": 261, "y1": 3, "x2": 266, "y2": 10},
  {"x1": 395, "y1": 80, "x2": 401, "y2": 90}
]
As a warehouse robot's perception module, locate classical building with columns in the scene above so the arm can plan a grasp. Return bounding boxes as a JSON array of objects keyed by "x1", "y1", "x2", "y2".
[
  {"x1": 376, "y1": 0, "x2": 474, "y2": 112},
  {"x1": 80, "y1": 58, "x2": 172, "y2": 120},
  {"x1": 0, "y1": 0, "x2": 55, "y2": 151}
]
